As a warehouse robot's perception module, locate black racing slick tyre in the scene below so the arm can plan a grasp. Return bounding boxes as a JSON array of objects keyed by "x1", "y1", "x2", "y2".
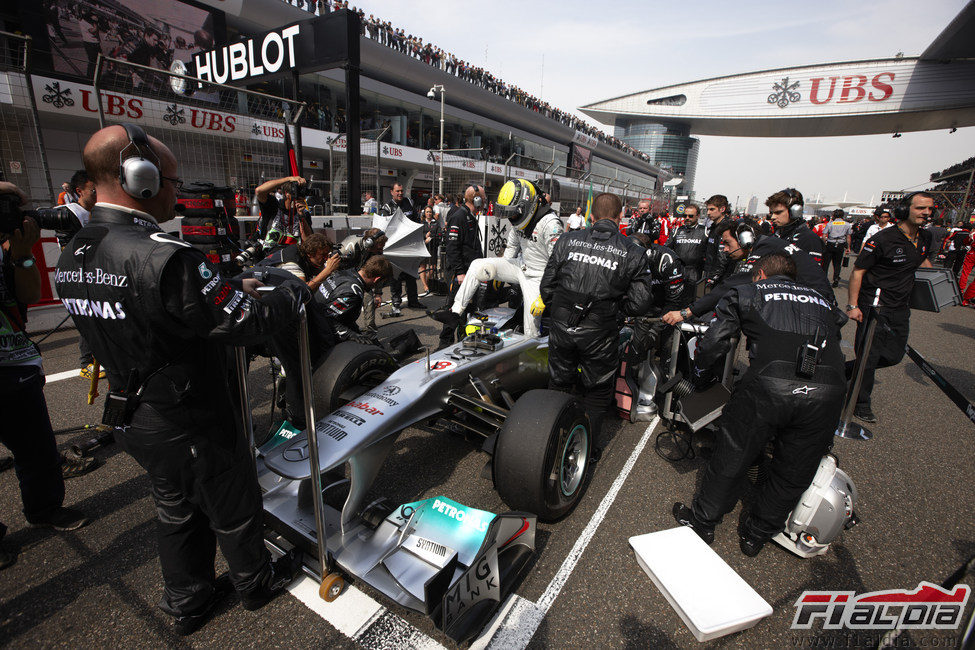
[
  {"x1": 312, "y1": 342, "x2": 397, "y2": 416},
  {"x1": 494, "y1": 389, "x2": 591, "y2": 522}
]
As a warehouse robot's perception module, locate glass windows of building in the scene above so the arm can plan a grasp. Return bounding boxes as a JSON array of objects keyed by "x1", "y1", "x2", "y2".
[{"x1": 614, "y1": 120, "x2": 699, "y2": 196}]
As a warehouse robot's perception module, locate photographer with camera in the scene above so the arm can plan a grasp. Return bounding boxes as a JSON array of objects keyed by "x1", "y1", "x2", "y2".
[
  {"x1": 1, "y1": 182, "x2": 90, "y2": 571},
  {"x1": 254, "y1": 175, "x2": 313, "y2": 244},
  {"x1": 55, "y1": 125, "x2": 307, "y2": 634},
  {"x1": 43, "y1": 170, "x2": 97, "y2": 249},
  {"x1": 258, "y1": 233, "x2": 340, "y2": 293},
  {"x1": 24, "y1": 170, "x2": 103, "y2": 379}
]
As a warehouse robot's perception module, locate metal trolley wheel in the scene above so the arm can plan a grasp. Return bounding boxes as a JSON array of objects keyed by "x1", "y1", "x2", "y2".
[{"x1": 319, "y1": 572, "x2": 345, "y2": 602}]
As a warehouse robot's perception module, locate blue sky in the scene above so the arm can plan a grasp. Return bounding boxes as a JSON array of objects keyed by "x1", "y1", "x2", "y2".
[{"x1": 364, "y1": 0, "x2": 972, "y2": 206}]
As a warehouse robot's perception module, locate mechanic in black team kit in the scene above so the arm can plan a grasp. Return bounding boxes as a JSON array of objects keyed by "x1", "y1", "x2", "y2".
[
  {"x1": 539, "y1": 192, "x2": 653, "y2": 457},
  {"x1": 673, "y1": 253, "x2": 847, "y2": 557},
  {"x1": 663, "y1": 218, "x2": 834, "y2": 326},
  {"x1": 768, "y1": 188, "x2": 824, "y2": 266},
  {"x1": 668, "y1": 203, "x2": 707, "y2": 287},
  {"x1": 702, "y1": 194, "x2": 732, "y2": 286},
  {"x1": 55, "y1": 125, "x2": 305, "y2": 635},
  {"x1": 845, "y1": 192, "x2": 933, "y2": 423}
]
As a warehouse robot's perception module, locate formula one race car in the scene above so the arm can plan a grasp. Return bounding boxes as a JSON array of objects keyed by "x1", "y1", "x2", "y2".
[{"x1": 247, "y1": 305, "x2": 592, "y2": 643}]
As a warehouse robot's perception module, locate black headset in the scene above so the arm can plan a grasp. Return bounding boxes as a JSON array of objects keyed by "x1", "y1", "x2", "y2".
[
  {"x1": 781, "y1": 188, "x2": 804, "y2": 221},
  {"x1": 362, "y1": 229, "x2": 385, "y2": 250},
  {"x1": 892, "y1": 192, "x2": 917, "y2": 221},
  {"x1": 466, "y1": 184, "x2": 484, "y2": 210},
  {"x1": 119, "y1": 123, "x2": 160, "y2": 199},
  {"x1": 735, "y1": 221, "x2": 757, "y2": 249}
]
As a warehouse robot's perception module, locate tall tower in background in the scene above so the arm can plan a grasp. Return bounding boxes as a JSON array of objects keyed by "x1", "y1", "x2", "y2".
[{"x1": 612, "y1": 119, "x2": 699, "y2": 198}]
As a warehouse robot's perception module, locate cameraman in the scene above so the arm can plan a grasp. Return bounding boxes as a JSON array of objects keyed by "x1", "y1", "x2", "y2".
[
  {"x1": 258, "y1": 233, "x2": 340, "y2": 293},
  {"x1": 37, "y1": 170, "x2": 103, "y2": 377},
  {"x1": 41, "y1": 170, "x2": 97, "y2": 249},
  {"x1": 254, "y1": 175, "x2": 313, "y2": 244},
  {"x1": 1, "y1": 183, "x2": 89, "y2": 571}
]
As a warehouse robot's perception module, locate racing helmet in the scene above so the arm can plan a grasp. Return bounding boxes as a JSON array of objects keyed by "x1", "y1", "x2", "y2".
[{"x1": 496, "y1": 179, "x2": 543, "y2": 231}]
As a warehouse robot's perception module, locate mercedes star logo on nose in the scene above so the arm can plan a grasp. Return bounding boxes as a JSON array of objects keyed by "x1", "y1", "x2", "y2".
[{"x1": 283, "y1": 440, "x2": 309, "y2": 461}]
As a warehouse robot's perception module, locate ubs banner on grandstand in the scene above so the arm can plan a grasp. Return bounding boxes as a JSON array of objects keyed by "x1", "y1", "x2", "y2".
[{"x1": 19, "y1": 74, "x2": 290, "y2": 144}]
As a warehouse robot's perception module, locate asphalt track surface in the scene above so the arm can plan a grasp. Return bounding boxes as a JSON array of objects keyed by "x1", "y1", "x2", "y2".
[{"x1": 2, "y1": 265, "x2": 974, "y2": 649}]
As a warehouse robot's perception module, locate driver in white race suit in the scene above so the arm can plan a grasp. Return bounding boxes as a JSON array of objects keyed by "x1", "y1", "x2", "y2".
[{"x1": 431, "y1": 179, "x2": 562, "y2": 337}]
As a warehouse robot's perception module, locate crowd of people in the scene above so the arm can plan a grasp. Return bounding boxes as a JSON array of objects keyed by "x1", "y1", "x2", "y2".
[{"x1": 281, "y1": 0, "x2": 654, "y2": 166}]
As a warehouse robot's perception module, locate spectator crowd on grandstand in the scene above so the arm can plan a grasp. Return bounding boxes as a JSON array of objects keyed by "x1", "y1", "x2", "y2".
[{"x1": 282, "y1": 0, "x2": 653, "y2": 166}]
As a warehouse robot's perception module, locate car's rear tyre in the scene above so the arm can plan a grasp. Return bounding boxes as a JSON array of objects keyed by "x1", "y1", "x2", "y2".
[
  {"x1": 312, "y1": 342, "x2": 397, "y2": 416},
  {"x1": 494, "y1": 389, "x2": 590, "y2": 522}
]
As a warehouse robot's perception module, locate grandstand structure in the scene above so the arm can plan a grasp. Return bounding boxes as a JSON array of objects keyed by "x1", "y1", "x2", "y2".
[
  {"x1": 927, "y1": 157, "x2": 975, "y2": 222},
  {"x1": 580, "y1": 2, "x2": 975, "y2": 198},
  {"x1": 1, "y1": 0, "x2": 669, "y2": 213}
]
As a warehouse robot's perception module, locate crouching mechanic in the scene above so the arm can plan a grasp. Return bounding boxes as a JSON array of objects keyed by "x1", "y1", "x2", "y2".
[
  {"x1": 431, "y1": 179, "x2": 562, "y2": 337},
  {"x1": 540, "y1": 192, "x2": 652, "y2": 455},
  {"x1": 338, "y1": 228, "x2": 387, "y2": 333},
  {"x1": 673, "y1": 253, "x2": 846, "y2": 557},
  {"x1": 55, "y1": 124, "x2": 307, "y2": 635},
  {"x1": 267, "y1": 255, "x2": 393, "y2": 427}
]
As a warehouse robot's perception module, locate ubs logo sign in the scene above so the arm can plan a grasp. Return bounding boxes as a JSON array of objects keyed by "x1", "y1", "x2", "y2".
[
  {"x1": 768, "y1": 77, "x2": 801, "y2": 108},
  {"x1": 767, "y1": 72, "x2": 896, "y2": 108}
]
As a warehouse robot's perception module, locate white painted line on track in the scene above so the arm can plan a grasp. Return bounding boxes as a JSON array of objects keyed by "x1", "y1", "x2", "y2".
[
  {"x1": 287, "y1": 576, "x2": 446, "y2": 649},
  {"x1": 480, "y1": 415, "x2": 662, "y2": 650},
  {"x1": 46, "y1": 369, "x2": 81, "y2": 383}
]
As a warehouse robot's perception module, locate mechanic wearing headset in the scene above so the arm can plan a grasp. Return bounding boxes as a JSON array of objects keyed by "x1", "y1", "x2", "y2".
[
  {"x1": 662, "y1": 217, "x2": 834, "y2": 326},
  {"x1": 338, "y1": 228, "x2": 387, "y2": 334},
  {"x1": 264, "y1": 255, "x2": 394, "y2": 428},
  {"x1": 55, "y1": 125, "x2": 306, "y2": 635},
  {"x1": 630, "y1": 232, "x2": 689, "y2": 315},
  {"x1": 430, "y1": 179, "x2": 563, "y2": 339},
  {"x1": 539, "y1": 192, "x2": 653, "y2": 456},
  {"x1": 768, "y1": 188, "x2": 824, "y2": 266},
  {"x1": 673, "y1": 253, "x2": 846, "y2": 557},
  {"x1": 845, "y1": 192, "x2": 933, "y2": 424},
  {"x1": 436, "y1": 184, "x2": 486, "y2": 346}
]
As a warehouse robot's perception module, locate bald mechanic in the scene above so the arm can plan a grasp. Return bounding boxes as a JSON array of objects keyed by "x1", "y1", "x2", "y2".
[{"x1": 54, "y1": 125, "x2": 306, "y2": 635}]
